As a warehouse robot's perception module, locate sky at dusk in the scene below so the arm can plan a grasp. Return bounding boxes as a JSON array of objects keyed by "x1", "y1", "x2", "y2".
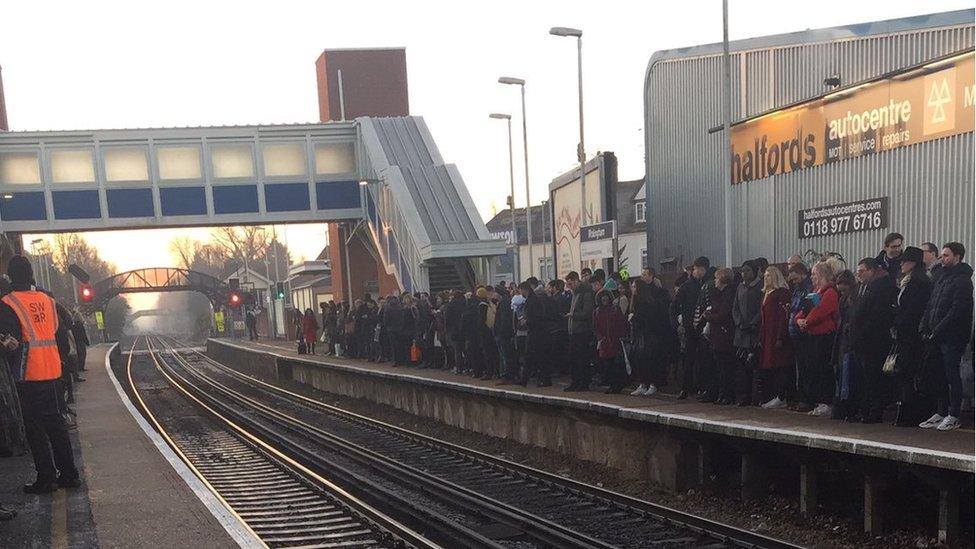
[{"x1": 3, "y1": 0, "x2": 970, "y2": 273}]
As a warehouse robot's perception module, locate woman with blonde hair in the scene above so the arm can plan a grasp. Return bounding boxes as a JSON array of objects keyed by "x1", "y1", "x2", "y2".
[
  {"x1": 795, "y1": 262, "x2": 840, "y2": 416},
  {"x1": 757, "y1": 267, "x2": 793, "y2": 408}
]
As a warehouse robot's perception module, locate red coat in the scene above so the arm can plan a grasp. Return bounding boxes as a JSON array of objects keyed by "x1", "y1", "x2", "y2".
[
  {"x1": 758, "y1": 288, "x2": 793, "y2": 369},
  {"x1": 302, "y1": 314, "x2": 319, "y2": 343},
  {"x1": 593, "y1": 305, "x2": 627, "y2": 358},
  {"x1": 796, "y1": 285, "x2": 839, "y2": 335}
]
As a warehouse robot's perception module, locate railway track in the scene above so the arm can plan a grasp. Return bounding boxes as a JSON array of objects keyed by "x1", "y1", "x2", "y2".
[
  {"x1": 147, "y1": 335, "x2": 800, "y2": 549},
  {"x1": 125, "y1": 338, "x2": 436, "y2": 549}
]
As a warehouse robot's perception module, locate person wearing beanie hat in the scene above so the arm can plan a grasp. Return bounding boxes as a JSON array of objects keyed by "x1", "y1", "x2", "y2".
[{"x1": 0, "y1": 255, "x2": 80, "y2": 494}]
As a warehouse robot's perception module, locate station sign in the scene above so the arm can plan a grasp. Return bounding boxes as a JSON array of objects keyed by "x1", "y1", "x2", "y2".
[
  {"x1": 798, "y1": 197, "x2": 889, "y2": 239},
  {"x1": 580, "y1": 220, "x2": 616, "y2": 261},
  {"x1": 731, "y1": 50, "x2": 975, "y2": 184}
]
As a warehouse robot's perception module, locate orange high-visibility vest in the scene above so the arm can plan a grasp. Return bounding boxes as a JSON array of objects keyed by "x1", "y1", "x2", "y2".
[{"x1": 2, "y1": 291, "x2": 61, "y2": 381}]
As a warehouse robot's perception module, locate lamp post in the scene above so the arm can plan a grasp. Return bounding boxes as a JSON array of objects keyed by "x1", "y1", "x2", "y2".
[
  {"x1": 720, "y1": 0, "x2": 733, "y2": 267},
  {"x1": 549, "y1": 26, "x2": 588, "y2": 243},
  {"x1": 498, "y1": 76, "x2": 533, "y2": 279},
  {"x1": 489, "y1": 113, "x2": 520, "y2": 283}
]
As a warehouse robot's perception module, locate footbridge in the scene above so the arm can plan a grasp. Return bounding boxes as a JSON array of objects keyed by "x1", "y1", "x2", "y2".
[{"x1": 0, "y1": 117, "x2": 506, "y2": 295}]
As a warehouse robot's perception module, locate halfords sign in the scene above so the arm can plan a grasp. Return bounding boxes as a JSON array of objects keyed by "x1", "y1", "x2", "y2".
[{"x1": 730, "y1": 50, "x2": 975, "y2": 185}]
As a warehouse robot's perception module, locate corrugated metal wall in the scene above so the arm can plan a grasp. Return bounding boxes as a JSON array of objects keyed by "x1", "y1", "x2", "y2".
[{"x1": 646, "y1": 18, "x2": 975, "y2": 268}]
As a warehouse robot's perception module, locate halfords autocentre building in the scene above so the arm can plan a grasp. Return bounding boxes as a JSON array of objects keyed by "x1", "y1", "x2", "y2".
[{"x1": 644, "y1": 9, "x2": 974, "y2": 270}]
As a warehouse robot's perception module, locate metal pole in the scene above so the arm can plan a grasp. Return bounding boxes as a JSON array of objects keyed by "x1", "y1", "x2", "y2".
[
  {"x1": 337, "y1": 69, "x2": 346, "y2": 122},
  {"x1": 577, "y1": 35, "x2": 587, "y2": 232},
  {"x1": 272, "y1": 226, "x2": 281, "y2": 338},
  {"x1": 519, "y1": 84, "x2": 533, "y2": 279},
  {"x1": 721, "y1": 0, "x2": 733, "y2": 267},
  {"x1": 506, "y1": 117, "x2": 520, "y2": 283}
]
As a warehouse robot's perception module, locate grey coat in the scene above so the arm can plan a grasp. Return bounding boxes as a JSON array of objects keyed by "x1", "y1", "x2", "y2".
[
  {"x1": 732, "y1": 277, "x2": 763, "y2": 349},
  {"x1": 568, "y1": 282, "x2": 595, "y2": 334}
]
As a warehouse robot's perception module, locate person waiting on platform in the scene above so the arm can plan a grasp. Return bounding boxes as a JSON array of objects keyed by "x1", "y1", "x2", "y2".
[
  {"x1": 0, "y1": 256, "x2": 81, "y2": 494},
  {"x1": 794, "y1": 262, "x2": 840, "y2": 417},
  {"x1": 245, "y1": 306, "x2": 259, "y2": 341},
  {"x1": 701, "y1": 268, "x2": 736, "y2": 404},
  {"x1": 593, "y1": 289, "x2": 628, "y2": 394},
  {"x1": 890, "y1": 247, "x2": 932, "y2": 427},
  {"x1": 732, "y1": 260, "x2": 762, "y2": 405},
  {"x1": 757, "y1": 266, "x2": 792, "y2": 410},
  {"x1": 302, "y1": 308, "x2": 318, "y2": 355},
  {"x1": 850, "y1": 258, "x2": 896, "y2": 423},
  {"x1": 919, "y1": 242, "x2": 974, "y2": 432}
]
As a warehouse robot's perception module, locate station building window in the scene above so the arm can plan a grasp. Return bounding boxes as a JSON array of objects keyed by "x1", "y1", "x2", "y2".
[
  {"x1": 635, "y1": 201, "x2": 646, "y2": 223},
  {"x1": 211, "y1": 144, "x2": 254, "y2": 179},
  {"x1": 50, "y1": 149, "x2": 95, "y2": 184},
  {"x1": 263, "y1": 143, "x2": 307, "y2": 178},
  {"x1": 314, "y1": 142, "x2": 355, "y2": 175},
  {"x1": 0, "y1": 152, "x2": 41, "y2": 185},
  {"x1": 104, "y1": 147, "x2": 149, "y2": 182}
]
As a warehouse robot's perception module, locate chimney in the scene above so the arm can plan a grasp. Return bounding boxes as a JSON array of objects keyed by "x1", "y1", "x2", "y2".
[{"x1": 0, "y1": 65, "x2": 7, "y2": 131}]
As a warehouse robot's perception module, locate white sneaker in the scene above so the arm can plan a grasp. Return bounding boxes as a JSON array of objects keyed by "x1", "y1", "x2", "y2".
[
  {"x1": 919, "y1": 414, "x2": 944, "y2": 429},
  {"x1": 936, "y1": 415, "x2": 961, "y2": 431},
  {"x1": 808, "y1": 403, "x2": 832, "y2": 417},
  {"x1": 761, "y1": 396, "x2": 783, "y2": 409},
  {"x1": 642, "y1": 384, "x2": 658, "y2": 396},
  {"x1": 630, "y1": 385, "x2": 647, "y2": 396}
]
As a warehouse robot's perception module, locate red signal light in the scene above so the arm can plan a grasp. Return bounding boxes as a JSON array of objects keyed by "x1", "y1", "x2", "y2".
[
  {"x1": 80, "y1": 285, "x2": 94, "y2": 302},
  {"x1": 228, "y1": 292, "x2": 241, "y2": 306}
]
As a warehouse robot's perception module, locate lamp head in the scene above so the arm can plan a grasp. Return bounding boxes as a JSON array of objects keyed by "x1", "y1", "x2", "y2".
[
  {"x1": 489, "y1": 113, "x2": 511, "y2": 120},
  {"x1": 549, "y1": 27, "x2": 582, "y2": 37},
  {"x1": 498, "y1": 76, "x2": 525, "y2": 86}
]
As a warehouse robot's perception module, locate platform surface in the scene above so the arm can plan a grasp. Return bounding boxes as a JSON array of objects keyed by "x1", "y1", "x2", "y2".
[
  {"x1": 219, "y1": 338, "x2": 976, "y2": 474},
  {"x1": 0, "y1": 344, "x2": 241, "y2": 549}
]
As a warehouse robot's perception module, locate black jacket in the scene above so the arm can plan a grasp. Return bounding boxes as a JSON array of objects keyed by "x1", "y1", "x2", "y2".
[
  {"x1": 671, "y1": 276, "x2": 702, "y2": 332},
  {"x1": 524, "y1": 291, "x2": 548, "y2": 338},
  {"x1": 444, "y1": 296, "x2": 466, "y2": 342},
  {"x1": 921, "y1": 262, "x2": 974, "y2": 348},
  {"x1": 851, "y1": 274, "x2": 897, "y2": 356},
  {"x1": 893, "y1": 271, "x2": 931, "y2": 368},
  {"x1": 461, "y1": 298, "x2": 483, "y2": 347},
  {"x1": 875, "y1": 251, "x2": 903, "y2": 279},
  {"x1": 493, "y1": 292, "x2": 514, "y2": 339}
]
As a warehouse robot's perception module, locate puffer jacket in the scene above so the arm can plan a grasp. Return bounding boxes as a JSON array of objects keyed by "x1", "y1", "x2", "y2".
[{"x1": 921, "y1": 262, "x2": 974, "y2": 348}]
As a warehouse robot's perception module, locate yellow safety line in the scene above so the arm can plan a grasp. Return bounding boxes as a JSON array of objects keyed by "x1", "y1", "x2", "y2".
[
  {"x1": 128, "y1": 337, "x2": 267, "y2": 549},
  {"x1": 152, "y1": 336, "x2": 440, "y2": 549},
  {"x1": 51, "y1": 486, "x2": 67, "y2": 549}
]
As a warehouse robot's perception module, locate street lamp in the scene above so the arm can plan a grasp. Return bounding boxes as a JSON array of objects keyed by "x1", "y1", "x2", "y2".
[
  {"x1": 489, "y1": 113, "x2": 520, "y2": 283},
  {"x1": 549, "y1": 26, "x2": 588, "y2": 259},
  {"x1": 498, "y1": 76, "x2": 533, "y2": 279}
]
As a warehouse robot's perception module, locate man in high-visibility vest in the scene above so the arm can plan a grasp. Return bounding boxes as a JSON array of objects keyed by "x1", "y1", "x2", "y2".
[{"x1": 0, "y1": 256, "x2": 80, "y2": 494}]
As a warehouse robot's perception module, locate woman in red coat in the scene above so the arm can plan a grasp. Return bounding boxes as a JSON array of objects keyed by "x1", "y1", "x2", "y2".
[
  {"x1": 758, "y1": 267, "x2": 793, "y2": 409},
  {"x1": 593, "y1": 290, "x2": 629, "y2": 394},
  {"x1": 302, "y1": 308, "x2": 319, "y2": 354},
  {"x1": 795, "y1": 262, "x2": 840, "y2": 417}
]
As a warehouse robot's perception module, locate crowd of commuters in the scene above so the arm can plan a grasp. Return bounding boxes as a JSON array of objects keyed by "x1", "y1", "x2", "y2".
[
  {"x1": 297, "y1": 233, "x2": 973, "y2": 433},
  {"x1": 0, "y1": 257, "x2": 90, "y2": 521}
]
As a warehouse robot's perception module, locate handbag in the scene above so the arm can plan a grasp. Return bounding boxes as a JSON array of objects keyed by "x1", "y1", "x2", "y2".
[
  {"x1": 882, "y1": 342, "x2": 899, "y2": 376},
  {"x1": 410, "y1": 340, "x2": 422, "y2": 363}
]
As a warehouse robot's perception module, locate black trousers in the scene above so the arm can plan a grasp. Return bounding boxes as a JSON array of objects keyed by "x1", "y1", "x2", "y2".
[
  {"x1": 247, "y1": 323, "x2": 258, "y2": 340},
  {"x1": 18, "y1": 381, "x2": 77, "y2": 482},
  {"x1": 679, "y1": 332, "x2": 699, "y2": 393},
  {"x1": 77, "y1": 346, "x2": 88, "y2": 372},
  {"x1": 856, "y1": 349, "x2": 889, "y2": 415},
  {"x1": 522, "y1": 331, "x2": 551, "y2": 384},
  {"x1": 569, "y1": 331, "x2": 594, "y2": 387}
]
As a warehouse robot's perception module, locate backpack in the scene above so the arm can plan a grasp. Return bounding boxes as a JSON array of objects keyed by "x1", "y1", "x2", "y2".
[{"x1": 485, "y1": 302, "x2": 497, "y2": 329}]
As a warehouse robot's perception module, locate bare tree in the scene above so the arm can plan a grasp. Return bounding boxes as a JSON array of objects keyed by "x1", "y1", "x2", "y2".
[{"x1": 169, "y1": 236, "x2": 197, "y2": 270}]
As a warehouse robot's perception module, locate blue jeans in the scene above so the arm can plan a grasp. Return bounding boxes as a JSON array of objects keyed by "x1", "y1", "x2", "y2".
[
  {"x1": 496, "y1": 335, "x2": 515, "y2": 380},
  {"x1": 938, "y1": 342, "x2": 965, "y2": 417}
]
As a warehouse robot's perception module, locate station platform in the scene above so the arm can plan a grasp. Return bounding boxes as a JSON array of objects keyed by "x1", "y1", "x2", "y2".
[
  {"x1": 213, "y1": 338, "x2": 975, "y2": 475},
  {"x1": 0, "y1": 344, "x2": 247, "y2": 549}
]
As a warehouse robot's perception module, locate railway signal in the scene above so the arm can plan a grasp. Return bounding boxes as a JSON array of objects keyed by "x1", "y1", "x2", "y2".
[
  {"x1": 275, "y1": 282, "x2": 285, "y2": 300},
  {"x1": 228, "y1": 291, "x2": 241, "y2": 307},
  {"x1": 80, "y1": 284, "x2": 94, "y2": 302}
]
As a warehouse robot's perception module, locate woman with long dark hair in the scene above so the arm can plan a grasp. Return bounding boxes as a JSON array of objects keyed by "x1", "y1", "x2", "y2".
[
  {"x1": 891, "y1": 247, "x2": 932, "y2": 426},
  {"x1": 629, "y1": 275, "x2": 673, "y2": 396},
  {"x1": 302, "y1": 308, "x2": 319, "y2": 354}
]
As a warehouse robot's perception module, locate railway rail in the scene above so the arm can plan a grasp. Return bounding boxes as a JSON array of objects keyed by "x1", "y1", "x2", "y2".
[
  {"x1": 125, "y1": 337, "x2": 436, "y2": 549},
  {"x1": 142, "y1": 334, "x2": 800, "y2": 549}
]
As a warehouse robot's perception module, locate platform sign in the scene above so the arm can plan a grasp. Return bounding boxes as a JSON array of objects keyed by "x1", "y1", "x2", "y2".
[
  {"x1": 214, "y1": 311, "x2": 225, "y2": 333},
  {"x1": 94, "y1": 311, "x2": 104, "y2": 330},
  {"x1": 580, "y1": 221, "x2": 616, "y2": 261}
]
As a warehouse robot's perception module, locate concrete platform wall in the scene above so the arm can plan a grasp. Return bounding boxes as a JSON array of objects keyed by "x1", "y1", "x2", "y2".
[{"x1": 207, "y1": 340, "x2": 695, "y2": 488}]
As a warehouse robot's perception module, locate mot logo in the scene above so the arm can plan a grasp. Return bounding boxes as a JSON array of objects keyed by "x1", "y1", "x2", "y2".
[{"x1": 924, "y1": 67, "x2": 956, "y2": 136}]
